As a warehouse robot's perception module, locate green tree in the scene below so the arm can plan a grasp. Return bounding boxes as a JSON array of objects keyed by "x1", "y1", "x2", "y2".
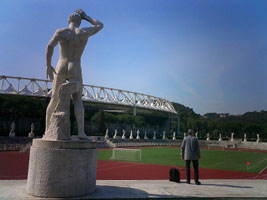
[
  {"x1": 134, "y1": 115, "x2": 145, "y2": 127},
  {"x1": 91, "y1": 111, "x2": 106, "y2": 135},
  {"x1": 117, "y1": 114, "x2": 134, "y2": 124}
]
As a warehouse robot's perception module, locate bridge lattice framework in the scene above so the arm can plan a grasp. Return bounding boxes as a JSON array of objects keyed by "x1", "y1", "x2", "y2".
[{"x1": 0, "y1": 75, "x2": 177, "y2": 114}]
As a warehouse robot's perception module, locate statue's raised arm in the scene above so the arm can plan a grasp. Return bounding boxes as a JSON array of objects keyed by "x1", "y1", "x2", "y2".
[{"x1": 75, "y1": 9, "x2": 104, "y2": 37}]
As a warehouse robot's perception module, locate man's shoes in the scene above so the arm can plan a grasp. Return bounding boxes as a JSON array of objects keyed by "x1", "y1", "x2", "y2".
[{"x1": 195, "y1": 181, "x2": 201, "y2": 185}]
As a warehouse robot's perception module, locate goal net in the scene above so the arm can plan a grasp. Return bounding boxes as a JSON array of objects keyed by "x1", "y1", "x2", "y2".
[{"x1": 110, "y1": 148, "x2": 142, "y2": 162}]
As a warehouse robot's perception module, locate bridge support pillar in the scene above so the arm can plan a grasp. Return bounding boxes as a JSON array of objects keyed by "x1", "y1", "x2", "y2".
[{"x1": 133, "y1": 106, "x2": 136, "y2": 116}]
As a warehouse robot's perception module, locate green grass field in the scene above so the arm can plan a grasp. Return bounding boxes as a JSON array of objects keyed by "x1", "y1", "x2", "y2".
[{"x1": 98, "y1": 147, "x2": 267, "y2": 173}]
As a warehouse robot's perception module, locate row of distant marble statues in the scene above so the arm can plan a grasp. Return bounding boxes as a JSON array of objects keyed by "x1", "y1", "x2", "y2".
[
  {"x1": 105, "y1": 129, "x2": 177, "y2": 140},
  {"x1": 8, "y1": 122, "x2": 35, "y2": 138},
  {"x1": 193, "y1": 132, "x2": 261, "y2": 143},
  {"x1": 7, "y1": 122, "x2": 261, "y2": 143}
]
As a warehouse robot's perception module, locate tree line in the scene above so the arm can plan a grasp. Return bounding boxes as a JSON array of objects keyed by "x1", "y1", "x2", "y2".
[
  {"x1": 173, "y1": 103, "x2": 267, "y2": 141},
  {"x1": 0, "y1": 94, "x2": 266, "y2": 141}
]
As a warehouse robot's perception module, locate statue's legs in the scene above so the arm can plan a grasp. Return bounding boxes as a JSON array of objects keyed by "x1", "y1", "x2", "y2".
[
  {"x1": 45, "y1": 75, "x2": 66, "y2": 132},
  {"x1": 72, "y1": 88, "x2": 86, "y2": 138},
  {"x1": 68, "y1": 74, "x2": 88, "y2": 139}
]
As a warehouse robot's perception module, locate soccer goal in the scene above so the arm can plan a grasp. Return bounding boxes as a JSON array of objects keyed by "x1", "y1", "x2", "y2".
[{"x1": 110, "y1": 148, "x2": 142, "y2": 162}]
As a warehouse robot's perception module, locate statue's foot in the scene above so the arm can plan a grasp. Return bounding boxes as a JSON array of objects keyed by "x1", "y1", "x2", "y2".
[{"x1": 77, "y1": 133, "x2": 90, "y2": 140}]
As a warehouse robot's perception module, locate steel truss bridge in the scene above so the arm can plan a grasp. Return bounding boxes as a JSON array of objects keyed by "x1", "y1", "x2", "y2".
[{"x1": 0, "y1": 75, "x2": 177, "y2": 114}]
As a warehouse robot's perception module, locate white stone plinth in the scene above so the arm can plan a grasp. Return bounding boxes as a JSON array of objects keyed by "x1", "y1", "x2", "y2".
[{"x1": 26, "y1": 139, "x2": 97, "y2": 198}]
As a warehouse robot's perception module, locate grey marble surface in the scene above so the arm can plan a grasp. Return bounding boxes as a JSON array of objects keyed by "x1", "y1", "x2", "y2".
[{"x1": 1, "y1": 179, "x2": 267, "y2": 199}]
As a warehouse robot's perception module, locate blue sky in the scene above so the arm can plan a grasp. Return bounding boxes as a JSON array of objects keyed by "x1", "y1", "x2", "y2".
[{"x1": 0, "y1": 0, "x2": 266, "y2": 115}]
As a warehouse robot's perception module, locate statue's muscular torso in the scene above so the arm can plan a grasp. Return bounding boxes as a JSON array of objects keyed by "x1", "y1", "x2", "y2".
[{"x1": 55, "y1": 27, "x2": 89, "y2": 81}]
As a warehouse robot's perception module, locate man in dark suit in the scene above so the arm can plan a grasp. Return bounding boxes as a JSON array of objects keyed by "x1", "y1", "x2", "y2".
[{"x1": 181, "y1": 129, "x2": 201, "y2": 185}]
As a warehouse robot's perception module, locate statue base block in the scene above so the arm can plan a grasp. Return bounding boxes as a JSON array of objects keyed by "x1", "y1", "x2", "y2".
[{"x1": 26, "y1": 139, "x2": 97, "y2": 198}]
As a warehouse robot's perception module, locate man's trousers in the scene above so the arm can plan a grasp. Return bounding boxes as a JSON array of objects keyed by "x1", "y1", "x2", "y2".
[{"x1": 185, "y1": 160, "x2": 199, "y2": 183}]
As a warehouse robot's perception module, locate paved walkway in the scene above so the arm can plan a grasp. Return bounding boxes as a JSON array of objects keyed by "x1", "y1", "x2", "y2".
[{"x1": 0, "y1": 179, "x2": 267, "y2": 199}]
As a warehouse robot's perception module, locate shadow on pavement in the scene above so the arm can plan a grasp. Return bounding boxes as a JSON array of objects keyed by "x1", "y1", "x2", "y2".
[
  {"x1": 178, "y1": 181, "x2": 253, "y2": 189},
  {"x1": 202, "y1": 183, "x2": 253, "y2": 189},
  {"x1": 83, "y1": 185, "x2": 182, "y2": 199}
]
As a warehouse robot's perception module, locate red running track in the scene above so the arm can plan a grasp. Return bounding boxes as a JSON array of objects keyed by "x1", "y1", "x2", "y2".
[{"x1": 0, "y1": 151, "x2": 266, "y2": 180}]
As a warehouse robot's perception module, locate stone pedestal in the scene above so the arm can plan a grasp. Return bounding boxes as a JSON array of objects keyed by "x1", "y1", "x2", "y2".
[
  {"x1": 28, "y1": 131, "x2": 34, "y2": 138},
  {"x1": 9, "y1": 131, "x2": 15, "y2": 137},
  {"x1": 26, "y1": 139, "x2": 97, "y2": 198}
]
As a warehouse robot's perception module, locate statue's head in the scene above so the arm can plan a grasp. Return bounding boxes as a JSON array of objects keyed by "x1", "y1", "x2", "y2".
[{"x1": 68, "y1": 13, "x2": 81, "y2": 26}]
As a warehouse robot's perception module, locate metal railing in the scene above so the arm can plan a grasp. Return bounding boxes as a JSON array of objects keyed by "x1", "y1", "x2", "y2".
[{"x1": 0, "y1": 75, "x2": 177, "y2": 114}]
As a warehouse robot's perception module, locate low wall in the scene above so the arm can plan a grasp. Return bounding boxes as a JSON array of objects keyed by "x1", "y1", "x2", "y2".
[
  {"x1": 103, "y1": 138, "x2": 267, "y2": 151},
  {"x1": 239, "y1": 141, "x2": 267, "y2": 151},
  {"x1": 0, "y1": 137, "x2": 33, "y2": 151},
  {"x1": 1, "y1": 137, "x2": 266, "y2": 151},
  {"x1": 199, "y1": 140, "x2": 267, "y2": 150},
  {"x1": 108, "y1": 139, "x2": 182, "y2": 148}
]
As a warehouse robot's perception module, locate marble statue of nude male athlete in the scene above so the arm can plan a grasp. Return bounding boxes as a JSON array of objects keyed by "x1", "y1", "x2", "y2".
[{"x1": 45, "y1": 9, "x2": 103, "y2": 139}]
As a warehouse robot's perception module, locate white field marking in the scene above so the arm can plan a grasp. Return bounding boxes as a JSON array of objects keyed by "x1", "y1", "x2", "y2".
[
  {"x1": 258, "y1": 166, "x2": 267, "y2": 174},
  {"x1": 253, "y1": 172, "x2": 267, "y2": 179},
  {"x1": 248, "y1": 157, "x2": 267, "y2": 170}
]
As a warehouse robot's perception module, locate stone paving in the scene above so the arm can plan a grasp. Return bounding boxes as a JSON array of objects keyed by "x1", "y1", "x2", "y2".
[{"x1": 1, "y1": 179, "x2": 267, "y2": 199}]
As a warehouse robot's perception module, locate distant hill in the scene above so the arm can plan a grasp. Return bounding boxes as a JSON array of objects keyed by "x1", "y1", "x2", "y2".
[
  {"x1": 172, "y1": 101, "x2": 267, "y2": 124},
  {"x1": 203, "y1": 111, "x2": 267, "y2": 124},
  {"x1": 172, "y1": 102, "x2": 267, "y2": 141},
  {"x1": 172, "y1": 102, "x2": 200, "y2": 119}
]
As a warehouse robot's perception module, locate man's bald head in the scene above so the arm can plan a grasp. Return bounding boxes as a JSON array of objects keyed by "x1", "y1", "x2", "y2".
[{"x1": 188, "y1": 129, "x2": 193, "y2": 135}]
